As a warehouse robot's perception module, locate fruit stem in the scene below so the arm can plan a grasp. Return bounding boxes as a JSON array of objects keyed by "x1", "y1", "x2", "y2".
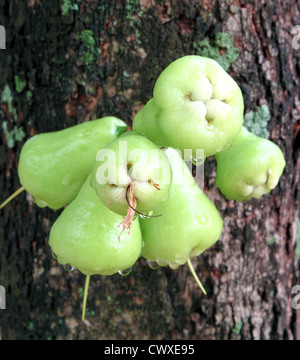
[
  {"x1": 187, "y1": 258, "x2": 207, "y2": 295},
  {"x1": 82, "y1": 274, "x2": 91, "y2": 322},
  {"x1": 118, "y1": 184, "x2": 137, "y2": 241},
  {"x1": 0, "y1": 186, "x2": 25, "y2": 209},
  {"x1": 125, "y1": 185, "x2": 162, "y2": 219}
]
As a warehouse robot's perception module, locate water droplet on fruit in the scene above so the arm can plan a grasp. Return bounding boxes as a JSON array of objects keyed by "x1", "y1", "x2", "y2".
[
  {"x1": 147, "y1": 260, "x2": 159, "y2": 270},
  {"x1": 175, "y1": 258, "x2": 186, "y2": 265},
  {"x1": 169, "y1": 262, "x2": 180, "y2": 270},
  {"x1": 34, "y1": 198, "x2": 48, "y2": 208},
  {"x1": 63, "y1": 264, "x2": 76, "y2": 272},
  {"x1": 156, "y1": 258, "x2": 168, "y2": 267},
  {"x1": 118, "y1": 267, "x2": 132, "y2": 276}
]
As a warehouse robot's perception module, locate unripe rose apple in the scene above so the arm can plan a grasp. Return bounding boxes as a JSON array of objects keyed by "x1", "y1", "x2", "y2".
[
  {"x1": 133, "y1": 55, "x2": 244, "y2": 158},
  {"x1": 91, "y1": 131, "x2": 172, "y2": 218}
]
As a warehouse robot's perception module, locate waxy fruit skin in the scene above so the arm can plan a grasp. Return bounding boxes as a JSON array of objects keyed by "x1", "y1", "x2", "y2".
[
  {"x1": 215, "y1": 127, "x2": 286, "y2": 202},
  {"x1": 133, "y1": 98, "x2": 168, "y2": 147},
  {"x1": 18, "y1": 117, "x2": 127, "y2": 210},
  {"x1": 91, "y1": 131, "x2": 172, "y2": 217},
  {"x1": 139, "y1": 148, "x2": 223, "y2": 268},
  {"x1": 133, "y1": 55, "x2": 244, "y2": 158},
  {"x1": 49, "y1": 175, "x2": 143, "y2": 276}
]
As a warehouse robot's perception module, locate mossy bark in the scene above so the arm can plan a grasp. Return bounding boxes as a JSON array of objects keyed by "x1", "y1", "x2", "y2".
[{"x1": 0, "y1": 0, "x2": 299, "y2": 339}]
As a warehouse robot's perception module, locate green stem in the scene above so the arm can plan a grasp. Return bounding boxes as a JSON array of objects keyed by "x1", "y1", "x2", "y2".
[
  {"x1": 187, "y1": 258, "x2": 207, "y2": 295},
  {"x1": 82, "y1": 274, "x2": 91, "y2": 322},
  {"x1": 0, "y1": 186, "x2": 25, "y2": 209}
]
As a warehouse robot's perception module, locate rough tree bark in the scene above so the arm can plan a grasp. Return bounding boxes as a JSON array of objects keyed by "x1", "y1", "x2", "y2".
[{"x1": 0, "y1": 0, "x2": 299, "y2": 340}]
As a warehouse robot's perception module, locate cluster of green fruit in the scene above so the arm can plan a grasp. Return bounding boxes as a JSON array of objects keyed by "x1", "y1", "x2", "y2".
[{"x1": 1, "y1": 56, "x2": 286, "y2": 321}]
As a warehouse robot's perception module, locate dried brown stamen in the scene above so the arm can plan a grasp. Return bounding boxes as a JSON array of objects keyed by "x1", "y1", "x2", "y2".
[
  {"x1": 117, "y1": 183, "x2": 162, "y2": 241},
  {"x1": 118, "y1": 184, "x2": 137, "y2": 242},
  {"x1": 149, "y1": 179, "x2": 161, "y2": 190}
]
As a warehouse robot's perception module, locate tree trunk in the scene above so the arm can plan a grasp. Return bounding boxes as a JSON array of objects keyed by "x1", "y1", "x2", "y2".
[{"x1": 0, "y1": 0, "x2": 299, "y2": 340}]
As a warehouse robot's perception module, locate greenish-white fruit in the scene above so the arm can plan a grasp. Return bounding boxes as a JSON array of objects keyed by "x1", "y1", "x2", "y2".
[
  {"x1": 133, "y1": 55, "x2": 244, "y2": 158},
  {"x1": 90, "y1": 131, "x2": 172, "y2": 217},
  {"x1": 49, "y1": 175, "x2": 143, "y2": 276},
  {"x1": 133, "y1": 98, "x2": 168, "y2": 147},
  {"x1": 215, "y1": 127, "x2": 286, "y2": 202},
  {"x1": 18, "y1": 116, "x2": 127, "y2": 210},
  {"x1": 139, "y1": 147, "x2": 223, "y2": 269}
]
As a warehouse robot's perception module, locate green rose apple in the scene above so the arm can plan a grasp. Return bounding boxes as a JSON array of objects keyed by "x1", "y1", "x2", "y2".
[
  {"x1": 17, "y1": 116, "x2": 127, "y2": 210},
  {"x1": 49, "y1": 174, "x2": 143, "y2": 321},
  {"x1": 49, "y1": 175, "x2": 143, "y2": 276},
  {"x1": 133, "y1": 55, "x2": 244, "y2": 158},
  {"x1": 90, "y1": 131, "x2": 172, "y2": 237},
  {"x1": 133, "y1": 98, "x2": 168, "y2": 147},
  {"x1": 139, "y1": 147, "x2": 223, "y2": 270},
  {"x1": 215, "y1": 127, "x2": 286, "y2": 202}
]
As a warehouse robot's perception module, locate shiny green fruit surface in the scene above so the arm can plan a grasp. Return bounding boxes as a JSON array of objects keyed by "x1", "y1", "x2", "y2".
[
  {"x1": 91, "y1": 131, "x2": 172, "y2": 217},
  {"x1": 139, "y1": 147, "x2": 223, "y2": 268},
  {"x1": 133, "y1": 56, "x2": 244, "y2": 157},
  {"x1": 49, "y1": 175, "x2": 143, "y2": 276},
  {"x1": 215, "y1": 127, "x2": 286, "y2": 202},
  {"x1": 133, "y1": 98, "x2": 168, "y2": 147},
  {"x1": 18, "y1": 117, "x2": 127, "y2": 210}
]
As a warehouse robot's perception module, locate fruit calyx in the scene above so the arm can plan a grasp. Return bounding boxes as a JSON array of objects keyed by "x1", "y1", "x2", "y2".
[{"x1": 240, "y1": 168, "x2": 274, "y2": 198}]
